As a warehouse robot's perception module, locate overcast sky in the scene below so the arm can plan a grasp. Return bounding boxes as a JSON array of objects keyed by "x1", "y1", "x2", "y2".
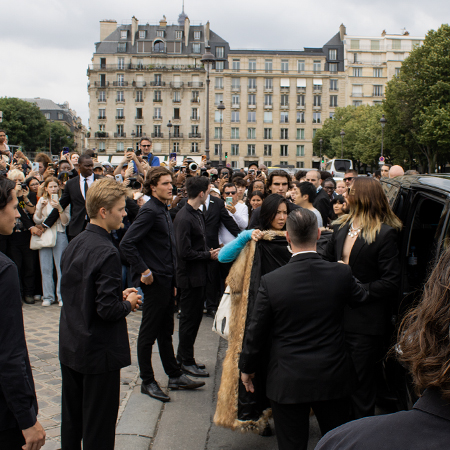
[{"x1": 1, "y1": 0, "x2": 448, "y2": 128}]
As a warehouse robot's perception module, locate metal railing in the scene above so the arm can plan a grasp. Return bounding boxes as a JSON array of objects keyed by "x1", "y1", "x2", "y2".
[{"x1": 189, "y1": 133, "x2": 202, "y2": 138}]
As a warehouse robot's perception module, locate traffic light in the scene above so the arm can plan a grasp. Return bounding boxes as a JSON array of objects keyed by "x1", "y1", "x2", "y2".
[
  {"x1": 321, "y1": 156, "x2": 325, "y2": 164},
  {"x1": 225, "y1": 152, "x2": 228, "y2": 159}
]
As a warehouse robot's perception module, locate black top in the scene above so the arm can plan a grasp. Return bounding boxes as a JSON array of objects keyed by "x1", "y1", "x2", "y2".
[
  {"x1": 313, "y1": 188, "x2": 333, "y2": 226},
  {"x1": 239, "y1": 253, "x2": 368, "y2": 404},
  {"x1": 173, "y1": 202, "x2": 210, "y2": 288},
  {"x1": 0, "y1": 252, "x2": 38, "y2": 431},
  {"x1": 248, "y1": 201, "x2": 300, "y2": 229},
  {"x1": 120, "y1": 196, "x2": 177, "y2": 287},
  {"x1": 59, "y1": 224, "x2": 132, "y2": 374},
  {"x1": 316, "y1": 388, "x2": 450, "y2": 450}
]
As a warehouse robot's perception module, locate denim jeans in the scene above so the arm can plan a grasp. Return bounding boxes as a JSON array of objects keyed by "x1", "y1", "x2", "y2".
[{"x1": 39, "y1": 231, "x2": 68, "y2": 303}]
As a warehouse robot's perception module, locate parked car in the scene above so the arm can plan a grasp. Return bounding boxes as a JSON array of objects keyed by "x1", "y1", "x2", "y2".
[{"x1": 324, "y1": 158, "x2": 353, "y2": 178}]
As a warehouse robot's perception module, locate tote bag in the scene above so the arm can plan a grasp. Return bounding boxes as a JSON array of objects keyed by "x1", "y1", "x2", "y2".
[
  {"x1": 30, "y1": 226, "x2": 57, "y2": 250},
  {"x1": 212, "y1": 286, "x2": 231, "y2": 340}
]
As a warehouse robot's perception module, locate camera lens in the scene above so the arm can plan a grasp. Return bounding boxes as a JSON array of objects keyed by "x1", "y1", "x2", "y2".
[{"x1": 189, "y1": 162, "x2": 198, "y2": 171}]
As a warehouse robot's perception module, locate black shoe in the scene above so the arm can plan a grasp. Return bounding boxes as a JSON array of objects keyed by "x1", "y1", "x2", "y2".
[
  {"x1": 181, "y1": 363, "x2": 209, "y2": 378},
  {"x1": 205, "y1": 309, "x2": 216, "y2": 319},
  {"x1": 260, "y1": 423, "x2": 272, "y2": 437},
  {"x1": 168, "y1": 374, "x2": 205, "y2": 390},
  {"x1": 177, "y1": 311, "x2": 181, "y2": 319},
  {"x1": 141, "y1": 381, "x2": 170, "y2": 402},
  {"x1": 176, "y1": 357, "x2": 205, "y2": 370},
  {"x1": 23, "y1": 296, "x2": 35, "y2": 305}
]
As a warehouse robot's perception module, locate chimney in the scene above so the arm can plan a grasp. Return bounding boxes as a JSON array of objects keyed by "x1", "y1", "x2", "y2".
[
  {"x1": 100, "y1": 20, "x2": 118, "y2": 41},
  {"x1": 131, "y1": 16, "x2": 139, "y2": 46},
  {"x1": 339, "y1": 23, "x2": 346, "y2": 41},
  {"x1": 184, "y1": 16, "x2": 190, "y2": 47},
  {"x1": 205, "y1": 21, "x2": 210, "y2": 44}
]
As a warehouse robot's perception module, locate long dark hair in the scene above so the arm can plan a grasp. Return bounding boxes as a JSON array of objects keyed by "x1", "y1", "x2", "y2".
[{"x1": 256, "y1": 194, "x2": 288, "y2": 230}]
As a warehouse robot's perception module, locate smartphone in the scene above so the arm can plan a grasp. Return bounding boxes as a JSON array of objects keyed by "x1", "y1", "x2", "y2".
[
  {"x1": 169, "y1": 152, "x2": 177, "y2": 161},
  {"x1": 222, "y1": 173, "x2": 229, "y2": 179},
  {"x1": 177, "y1": 188, "x2": 182, "y2": 195},
  {"x1": 249, "y1": 169, "x2": 255, "y2": 175},
  {"x1": 32, "y1": 162, "x2": 39, "y2": 172},
  {"x1": 51, "y1": 194, "x2": 59, "y2": 202},
  {"x1": 126, "y1": 147, "x2": 134, "y2": 153},
  {"x1": 256, "y1": 170, "x2": 261, "y2": 176},
  {"x1": 51, "y1": 155, "x2": 59, "y2": 163},
  {"x1": 48, "y1": 163, "x2": 53, "y2": 169},
  {"x1": 115, "y1": 174, "x2": 124, "y2": 183},
  {"x1": 226, "y1": 197, "x2": 233, "y2": 206},
  {"x1": 62, "y1": 147, "x2": 70, "y2": 155}
]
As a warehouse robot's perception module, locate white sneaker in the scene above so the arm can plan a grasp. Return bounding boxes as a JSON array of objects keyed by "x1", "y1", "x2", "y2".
[
  {"x1": 59, "y1": 301, "x2": 63, "y2": 307},
  {"x1": 42, "y1": 300, "x2": 51, "y2": 307}
]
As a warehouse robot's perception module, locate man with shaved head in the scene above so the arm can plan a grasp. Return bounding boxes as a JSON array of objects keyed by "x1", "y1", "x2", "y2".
[{"x1": 389, "y1": 165, "x2": 404, "y2": 178}]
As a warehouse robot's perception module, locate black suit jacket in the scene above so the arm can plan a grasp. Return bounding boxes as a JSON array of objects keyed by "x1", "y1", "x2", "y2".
[
  {"x1": 44, "y1": 174, "x2": 100, "y2": 237},
  {"x1": 239, "y1": 253, "x2": 367, "y2": 404},
  {"x1": 323, "y1": 223, "x2": 400, "y2": 335},
  {"x1": 313, "y1": 188, "x2": 332, "y2": 226}
]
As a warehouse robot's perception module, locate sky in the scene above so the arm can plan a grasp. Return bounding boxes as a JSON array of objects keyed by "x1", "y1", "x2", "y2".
[{"x1": 1, "y1": 0, "x2": 449, "y2": 128}]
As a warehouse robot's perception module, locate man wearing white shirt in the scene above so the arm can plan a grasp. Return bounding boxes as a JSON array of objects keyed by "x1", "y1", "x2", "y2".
[{"x1": 219, "y1": 183, "x2": 248, "y2": 246}]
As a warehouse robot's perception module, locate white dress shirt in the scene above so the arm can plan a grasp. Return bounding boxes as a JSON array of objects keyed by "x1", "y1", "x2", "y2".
[
  {"x1": 219, "y1": 202, "x2": 249, "y2": 246},
  {"x1": 291, "y1": 250, "x2": 317, "y2": 257},
  {"x1": 79, "y1": 173, "x2": 95, "y2": 199}
]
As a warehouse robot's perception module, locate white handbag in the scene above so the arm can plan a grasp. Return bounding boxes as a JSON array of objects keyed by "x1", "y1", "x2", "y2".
[
  {"x1": 212, "y1": 285, "x2": 231, "y2": 340},
  {"x1": 30, "y1": 226, "x2": 57, "y2": 250}
]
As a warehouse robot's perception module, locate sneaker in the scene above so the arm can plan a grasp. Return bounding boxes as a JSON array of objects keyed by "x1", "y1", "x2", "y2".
[
  {"x1": 59, "y1": 301, "x2": 63, "y2": 307},
  {"x1": 42, "y1": 300, "x2": 51, "y2": 307},
  {"x1": 34, "y1": 295, "x2": 42, "y2": 301}
]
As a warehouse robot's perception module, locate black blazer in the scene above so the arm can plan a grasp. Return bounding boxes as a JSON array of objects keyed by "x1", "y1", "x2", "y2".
[
  {"x1": 316, "y1": 388, "x2": 450, "y2": 450},
  {"x1": 313, "y1": 188, "x2": 332, "y2": 226},
  {"x1": 239, "y1": 253, "x2": 367, "y2": 404},
  {"x1": 44, "y1": 174, "x2": 100, "y2": 237},
  {"x1": 173, "y1": 203, "x2": 210, "y2": 288},
  {"x1": 323, "y1": 223, "x2": 400, "y2": 335}
]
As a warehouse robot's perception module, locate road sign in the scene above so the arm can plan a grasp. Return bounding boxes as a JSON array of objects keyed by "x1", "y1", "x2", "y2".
[{"x1": 379, "y1": 156, "x2": 385, "y2": 163}]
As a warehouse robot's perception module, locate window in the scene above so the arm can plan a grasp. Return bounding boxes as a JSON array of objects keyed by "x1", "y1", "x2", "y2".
[
  {"x1": 265, "y1": 78, "x2": 273, "y2": 90},
  {"x1": 139, "y1": 30, "x2": 146, "y2": 39},
  {"x1": 215, "y1": 61, "x2": 224, "y2": 72},
  {"x1": 373, "y1": 85, "x2": 383, "y2": 97},
  {"x1": 215, "y1": 93, "x2": 223, "y2": 105},
  {"x1": 117, "y1": 142, "x2": 124, "y2": 152},
  {"x1": 280, "y1": 112, "x2": 289, "y2": 123},
  {"x1": 192, "y1": 43, "x2": 201, "y2": 53},
  {"x1": 329, "y1": 63, "x2": 338, "y2": 73},
  {"x1": 280, "y1": 128, "x2": 289, "y2": 139},
  {"x1": 173, "y1": 142, "x2": 180, "y2": 152},
  {"x1": 264, "y1": 145, "x2": 272, "y2": 156},
  {"x1": 352, "y1": 84, "x2": 362, "y2": 96},
  {"x1": 191, "y1": 142, "x2": 199, "y2": 153},
  {"x1": 117, "y1": 124, "x2": 124, "y2": 135},
  {"x1": 248, "y1": 111, "x2": 256, "y2": 122},
  {"x1": 280, "y1": 94, "x2": 289, "y2": 106},
  {"x1": 44, "y1": 112, "x2": 50, "y2": 119},
  {"x1": 231, "y1": 128, "x2": 240, "y2": 139},
  {"x1": 192, "y1": 90, "x2": 199, "y2": 101},
  {"x1": 330, "y1": 79, "x2": 338, "y2": 91},
  {"x1": 214, "y1": 127, "x2": 223, "y2": 139},
  {"x1": 397, "y1": 53, "x2": 405, "y2": 61},
  {"x1": 172, "y1": 125, "x2": 181, "y2": 138},
  {"x1": 136, "y1": 125, "x2": 143, "y2": 137},
  {"x1": 117, "y1": 43, "x2": 127, "y2": 52},
  {"x1": 120, "y1": 30, "x2": 127, "y2": 39},
  {"x1": 296, "y1": 129, "x2": 305, "y2": 140},
  {"x1": 297, "y1": 94, "x2": 305, "y2": 106},
  {"x1": 264, "y1": 94, "x2": 272, "y2": 106},
  {"x1": 117, "y1": 74, "x2": 125, "y2": 86},
  {"x1": 136, "y1": 108, "x2": 143, "y2": 119},
  {"x1": 296, "y1": 112, "x2": 305, "y2": 123},
  {"x1": 330, "y1": 95, "x2": 338, "y2": 107},
  {"x1": 99, "y1": 91, "x2": 106, "y2": 102},
  {"x1": 313, "y1": 80, "x2": 322, "y2": 91},
  {"x1": 329, "y1": 112, "x2": 335, "y2": 119},
  {"x1": 136, "y1": 58, "x2": 144, "y2": 69},
  {"x1": 247, "y1": 128, "x2": 256, "y2": 139},
  {"x1": 392, "y1": 39, "x2": 401, "y2": 50},
  {"x1": 176, "y1": 30, "x2": 183, "y2": 39},
  {"x1": 353, "y1": 100, "x2": 362, "y2": 106},
  {"x1": 265, "y1": 59, "x2": 272, "y2": 73},
  {"x1": 313, "y1": 129, "x2": 317, "y2": 138},
  {"x1": 328, "y1": 49, "x2": 337, "y2": 60},
  {"x1": 296, "y1": 161, "x2": 304, "y2": 169},
  {"x1": 154, "y1": 125, "x2": 161, "y2": 137},
  {"x1": 215, "y1": 77, "x2": 223, "y2": 89},
  {"x1": 281, "y1": 59, "x2": 289, "y2": 73},
  {"x1": 231, "y1": 78, "x2": 240, "y2": 90},
  {"x1": 154, "y1": 74, "x2": 162, "y2": 86},
  {"x1": 248, "y1": 59, "x2": 256, "y2": 72},
  {"x1": 247, "y1": 144, "x2": 256, "y2": 156},
  {"x1": 173, "y1": 108, "x2": 180, "y2": 120},
  {"x1": 231, "y1": 111, "x2": 240, "y2": 122},
  {"x1": 350, "y1": 39, "x2": 360, "y2": 50},
  {"x1": 194, "y1": 31, "x2": 201, "y2": 40},
  {"x1": 117, "y1": 57, "x2": 125, "y2": 69},
  {"x1": 353, "y1": 67, "x2": 362, "y2": 77},
  {"x1": 231, "y1": 144, "x2": 239, "y2": 155},
  {"x1": 395, "y1": 67, "x2": 401, "y2": 76},
  {"x1": 117, "y1": 91, "x2": 124, "y2": 102},
  {"x1": 232, "y1": 95, "x2": 240, "y2": 106},
  {"x1": 153, "y1": 40, "x2": 164, "y2": 52},
  {"x1": 191, "y1": 125, "x2": 199, "y2": 136},
  {"x1": 313, "y1": 112, "x2": 321, "y2": 123},
  {"x1": 156, "y1": 30, "x2": 165, "y2": 38},
  {"x1": 313, "y1": 60, "x2": 321, "y2": 73},
  {"x1": 296, "y1": 145, "x2": 305, "y2": 157},
  {"x1": 232, "y1": 59, "x2": 240, "y2": 72},
  {"x1": 314, "y1": 95, "x2": 321, "y2": 107},
  {"x1": 154, "y1": 107, "x2": 161, "y2": 118},
  {"x1": 215, "y1": 46, "x2": 224, "y2": 58},
  {"x1": 173, "y1": 91, "x2": 181, "y2": 102},
  {"x1": 264, "y1": 128, "x2": 272, "y2": 139},
  {"x1": 214, "y1": 111, "x2": 221, "y2": 123},
  {"x1": 116, "y1": 108, "x2": 124, "y2": 119},
  {"x1": 264, "y1": 111, "x2": 272, "y2": 123},
  {"x1": 99, "y1": 124, "x2": 105, "y2": 132},
  {"x1": 297, "y1": 60, "x2": 305, "y2": 72},
  {"x1": 191, "y1": 108, "x2": 199, "y2": 119},
  {"x1": 214, "y1": 144, "x2": 219, "y2": 156},
  {"x1": 248, "y1": 78, "x2": 256, "y2": 89},
  {"x1": 371, "y1": 40, "x2": 380, "y2": 50},
  {"x1": 98, "y1": 109, "x2": 105, "y2": 119},
  {"x1": 154, "y1": 90, "x2": 162, "y2": 101},
  {"x1": 280, "y1": 145, "x2": 288, "y2": 157},
  {"x1": 373, "y1": 68, "x2": 383, "y2": 77},
  {"x1": 98, "y1": 142, "x2": 106, "y2": 152},
  {"x1": 248, "y1": 94, "x2": 256, "y2": 106}
]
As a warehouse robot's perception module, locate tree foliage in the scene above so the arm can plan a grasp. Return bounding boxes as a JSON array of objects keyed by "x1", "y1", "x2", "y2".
[{"x1": 48, "y1": 121, "x2": 74, "y2": 155}]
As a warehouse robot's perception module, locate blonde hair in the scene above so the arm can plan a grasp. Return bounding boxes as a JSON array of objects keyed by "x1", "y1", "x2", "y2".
[
  {"x1": 7, "y1": 169, "x2": 25, "y2": 182},
  {"x1": 86, "y1": 178, "x2": 130, "y2": 219},
  {"x1": 333, "y1": 177, "x2": 402, "y2": 244},
  {"x1": 41, "y1": 177, "x2": 60, "y2": 199}
]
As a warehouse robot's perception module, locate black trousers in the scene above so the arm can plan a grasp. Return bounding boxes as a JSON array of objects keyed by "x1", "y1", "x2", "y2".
[
  {"x1": 205, "y1": 260, "x2": 220, "y2": 312},
  {"x1": 345, "y1": 331, "x2": 384, "y2": 419},
  {"x1": 0, "y1": 427, "x2": 25, "y2": 449},
  {"x1": 270, "y1": 396, "x2": 351, "y2": 450},
  {"x1": 138, "y1": 279, "x2": 182, "y2": 385},
  {"x1": 177, "y1": 285, "x2": 206, "y2": 365},
  {"x1": 60, "y1": 363, "x2": 120, "y2": 450}
]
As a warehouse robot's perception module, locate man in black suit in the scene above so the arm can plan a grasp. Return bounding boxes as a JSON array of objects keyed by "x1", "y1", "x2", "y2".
[
  {"x1": 59, "y1": 178, "x2": 141, "y2": 449},
  {"x1": 240, "y1": 208, "x2": 368, "y2": 450},
  {"x1": 0, "y1": 177, "x2": 46, "y2": 449},
  {"x1": 174, "y1": 176, "x2": 220, "y2": 377},
  {"x1": 305, "y1": 170, "x2": 332, "y2": 226}
]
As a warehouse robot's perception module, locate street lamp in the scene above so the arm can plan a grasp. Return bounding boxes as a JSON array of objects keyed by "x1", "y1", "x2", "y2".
[
  {"x1": 131, "y1": 130, "x2": 136, "y2": 152},
  {"x1": 340, "y1": 130, "x2": 345, "y2": 159},
  {"x1": 167, "y1": 120, "x2": 173, "y2": 158},
  {"x1": 380, "y1": 114, "x2": 387, "y2": 159},
  {"x1": 201, "y1": 46, "x2": 215, "y2": 165},
  {"x1": 217, "y1": 101, "x2": 225, "y2": 167},
  {"x1": 319, "y1": 138, "x2": 323, "y2": 169}
]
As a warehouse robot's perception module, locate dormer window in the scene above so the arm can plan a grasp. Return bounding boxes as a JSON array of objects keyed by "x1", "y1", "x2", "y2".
[
  {"x1": 157, "y1": 30, "x2": 165, "y2": 38},
  {"x1": 194, "y1": 31, "x2": 201, "y2": 40},
  {"x1": 139, "y1": 30, "x2": 146, "y2": 39},
  {"x1": 120, "y1": 30, "x2": 127, "y2": 39},
  {"x1": 176, "y1": 31, "x2": 183, "y2": 39}
]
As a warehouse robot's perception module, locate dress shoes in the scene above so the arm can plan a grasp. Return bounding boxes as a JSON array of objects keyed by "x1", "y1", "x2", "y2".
[
  {"x1": 176, "y1": 356, "x2": 205, "y2": 370},
  {"x1": 168, "y1": 374, "x2": 205, "y2": 390},
  {"x1": 23, "y1": 296, "x2": 35, "y2": 305},
  {"x1": 141, "y1": 381, "x2": 170, "y2": 402},
  {"x1": 205, "y1": 309, "x2": 217, "y2": 319},
  {"x1": 181, "y1": 363, "x2": 209, "y2": 378}
]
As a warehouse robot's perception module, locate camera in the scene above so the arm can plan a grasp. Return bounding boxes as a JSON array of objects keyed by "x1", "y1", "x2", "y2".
[
  {"x1": 128, "y1": 177, "x2": 142, "y2": 190},
  {"x1": 20, "y1": 182, "x2": 28, "y2": 190},
  {"x1": 135, "y1": 149, "x2": 142, "y2": 157},
  {"x1": 188, "y1": 162, "x2": 198, "y2": 172},
  {"x1": 126, "y1": 147, "x2": 134, "y2": 153}
]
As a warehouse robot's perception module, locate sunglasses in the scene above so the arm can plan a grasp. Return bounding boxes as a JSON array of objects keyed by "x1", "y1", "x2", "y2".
[
  {"x1": 225, "y1": 191, "x2": 237, "y2": 195},
  {"x1": 343, "y1": 177, "x2": 355, "y2": 182},
  {"x1": 141, "y1": 145, "x2": 151, "y2": 148}
]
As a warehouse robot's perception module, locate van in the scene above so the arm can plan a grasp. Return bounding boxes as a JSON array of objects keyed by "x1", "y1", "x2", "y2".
[{"x1": 324, "y1": 159, "x2": 353, "y2": 178}]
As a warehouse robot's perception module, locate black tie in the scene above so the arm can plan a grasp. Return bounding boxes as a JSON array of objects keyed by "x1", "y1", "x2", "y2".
[{"x1": 84, "y1": 178, "x2": 89, "y2": 199}]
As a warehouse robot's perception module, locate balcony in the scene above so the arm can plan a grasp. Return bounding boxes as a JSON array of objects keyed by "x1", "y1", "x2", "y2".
[
  {"x1": 132, "y1": 81, "x2": 147, "y2": 87},
  {"x1": 313, "y1": 105, "x2": 322, "y2": 110},
  {"x1": 313, "y1": 70, "x2": 322, "y2": 74},
  {"x1": 248, "y1": 104, "x2": 256, "y2": 109},
  {"x1": 95, "y1": 132, "x2": 109, "y2": 138},
  {"x1": 231, "y1": 103, "x2": 240, "y2": 108},
  {"x1": 115, "y1": 115, "x2": 125, "y2": 120},
  {"x1": 94, "y1": 81, "x2": 109, "y2": 87},
  {"x1": 153, "y1": 98, "x2": 162, "y2": 102},
  {"x1": 98, "y1": 115, "x2": 106, "y2": 120},
  {"x1": 115, "y1": 99, "x2": 125, "y2": 103},
  {"x1": 172, "y1": 133, "x2": 183, "y2": 138},
  {"x1": 264, "y1": 104, "x2": 272, "y2": 109},
  {"x1": 114, "y1": 132, "x2": 127, "y2": 138},
  {"x1": 191, "y1": 98, "x2": 200, "y2": 103},
  {"x1": 231, "y1": 86, "x2": 241, "y2": 92},
  {"x1": 170, "y1": 82, "x2": 184, "y2": 88},
  {"x1": 280, "y1": 104, "x2": 289, "y2": 109},
  {"x1": 151, "y1": 133, "x2": 164, "y2": 138},
  {"x1": 280, "y1": 86, "x2": 290, "y2": 91},
  {"x1": 264, "y1": 87, "x2": 273, "y2": 93},
  {"x1": 113, "y1": 81, "x2": 129, "y2": 87},
  {"x1": 135, "y1": 98, "x2": 144, "y2": 102},
  {"x1": 97, "y1": 98, "x2": 107, "y2": 102},
  {"x1": 149, "y1": 81, "x2": 166, "y2": 86},
  {"x1": 172, "y1": 116, "x2": 181, "y2": 121},
  {"x1": 297, "y1": 87, "x2": 306, "y2": 93},
  {"x1": 248, "y1": 87, "x2": 257, "y2": 93},
  {"x1": 190, "y1": 116, "x2": 200, "y2": 121},
  {"x1": 296, "y1": 104, "x2": 305, "y2": 110},
  {"x1": 313, "y1": 86, "x2": 323, "y2": 92},
  {"x1": 135, "y1": 116, "x2": 144, "y2": 120},
  {"x1": 188, "y1": 81, "x2": 204, "y2": 88},
  {"x1": 153, "y1": 115, "x2": 162, "y2": 120},
  {"x1": 172, "y1": 99, "x2": 181, "y2": 103},
  {"x1": 189, "y1": 133, "x2": 202, "y2": 138}
]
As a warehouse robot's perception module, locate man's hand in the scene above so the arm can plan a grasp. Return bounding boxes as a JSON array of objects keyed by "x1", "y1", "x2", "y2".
[
  {"x1": 43, "y1": 167, "x2": 55, "y2": 179},
  {"x1": 174, "y1": 287, "x2": 177, "y2": 297},
  {"x1": 225, "y1": 203, "x2": 236, "y2": 214},
  {"x1": 241, "y1": 373, "x2": 255, "y2": 393},
  {"x1": 122, "y1": 287, "x2": 138, "y2": 300},
  {"x1": 126, "y1": 292, "x2": 142, "y2": 311},
  {"x1": 210, "y1": 248, "x2": 220, "y2": 260},
  {"x1": 22, "y1": 420, "x2": 46, "y2": 450},
  {"x1": 141, "y1": 269, "x2": 154, "y2": 285}
]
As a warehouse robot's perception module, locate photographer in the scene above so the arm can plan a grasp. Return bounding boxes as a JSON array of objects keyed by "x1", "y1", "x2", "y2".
[
  {"x1": 220, "y1": 183, "x2": 248, "y2": 245},
  {"x1": 114, "y1": 149, "x2": 144, "y2": 178},
  {"x1": 139, "y1": 137, "x2": 160, "y2": 167}
]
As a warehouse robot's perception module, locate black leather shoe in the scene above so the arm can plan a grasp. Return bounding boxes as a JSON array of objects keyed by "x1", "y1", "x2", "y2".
[
  {"x1": 176, "y1": 357, "x2": 205, "y2": 370},
  {"x1": 168, "y1": 374, "x2": 205, "y2": 390},
  {"x1": 181, "y1": 363, "x2": 209, "y2": 377},
  {"x1": 205, "y1": 309, "x2": 216, "y2": 319},
  {"x1": 23, "y1": 296, "x2": 35, "y2": 305},
  {"x1": 141, "y1": 381, "x2": 170, "y2": 402}
]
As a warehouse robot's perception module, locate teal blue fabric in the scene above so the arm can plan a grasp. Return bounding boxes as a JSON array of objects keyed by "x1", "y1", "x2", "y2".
[{"x1": 218, "y1": 230, "x2": 254, "y2": 263}]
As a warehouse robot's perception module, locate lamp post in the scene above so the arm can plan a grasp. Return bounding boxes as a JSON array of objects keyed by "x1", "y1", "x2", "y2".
[
  {"x1": 167, "y1": 120, "x2": 172, "y2": 158},
  {"x1": 131, "y1": 130, "x2": 136, "y2": 152},
  {"x1": 319, "y1": 138, "x2": 323, "y2": 169},
  {"x1": 201, "y1": 46, "x2": 215, "y2": 165},
  {"x1": 340, "y1": 130, "x2": 345, "y2": 159},
  {"x1": 217, "y1": 101, "x2": 225, "y2": 167},
  {"x1": 380, "y1": 114, "x2": 387, "y2": 159}
]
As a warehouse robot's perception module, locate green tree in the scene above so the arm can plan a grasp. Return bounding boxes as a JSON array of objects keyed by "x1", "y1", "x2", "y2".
[
  {"x1": 0, "y1": 98, "x2": 49, "y2": 151},
  {"x1": 48, "y1": 121, "x2": 75, "y2": 155}
]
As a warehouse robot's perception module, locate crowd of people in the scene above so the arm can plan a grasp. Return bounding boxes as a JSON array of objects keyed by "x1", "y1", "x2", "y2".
[{"x1": 2, "y1": 126, "x2": 449, "y2": 450}]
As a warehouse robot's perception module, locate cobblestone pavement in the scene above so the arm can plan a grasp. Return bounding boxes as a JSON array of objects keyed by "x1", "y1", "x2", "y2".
[{"x1": 22, "y1": 301, "x2": 142, "y2": 449}]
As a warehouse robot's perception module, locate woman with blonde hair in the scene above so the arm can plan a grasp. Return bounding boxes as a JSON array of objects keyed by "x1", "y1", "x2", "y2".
[
  {"x1": 33, "y1": 177, "x2": 70, "y2": 306},
  {"x1": 324, "y1": 177, "x2": 402, "y2": 420}
]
